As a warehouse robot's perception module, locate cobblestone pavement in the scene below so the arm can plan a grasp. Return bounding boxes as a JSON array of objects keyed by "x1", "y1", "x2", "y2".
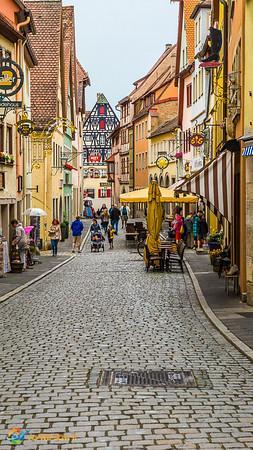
[{"x1": 1, "y1": 232, "x2": 253, "y2": 449}]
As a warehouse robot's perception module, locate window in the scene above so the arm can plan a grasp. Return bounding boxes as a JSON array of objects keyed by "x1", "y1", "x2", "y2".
[
  {"x1": 99, "y1": 119, "x2": 105, "y2": 130},
  {"x1": 135, "y1": 125, "x2": 139, "y2": 141},
  {"x1": 98, "y1": 188, "x2": 108, "y2": 198},
  {"x1": 17, "y1": 175, "x2": 23, "y2": 193},
  {"x1": 6, "y1": 126, "x2": 13, "y2": 154},
  {"x1": 86, "y1": 189, "x2": 95, "y2": 198},
  {"x1": 100, "y1": 134, "x2": 106, "y2": 145},
  {"x1": 0, "y1": 172, "x2": 5, "y2": 190},
  {"x1": 0, "y1": 124, "x2": 3, "y2": 149},
  {"x1": 99, "y1": 105, "x2": 105, "y2": 115},
  {"x1": 141, "y1": 123, "x2": 144, "y2": 139},
  {"x1": 186, "y1": 83, "x2": 192, "y2": 107}
]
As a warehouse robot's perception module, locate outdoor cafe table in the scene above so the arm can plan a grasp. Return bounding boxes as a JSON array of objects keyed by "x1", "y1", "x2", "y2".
[{"x1": 158, "y1": 240, "x2": 177, "y2": 270}]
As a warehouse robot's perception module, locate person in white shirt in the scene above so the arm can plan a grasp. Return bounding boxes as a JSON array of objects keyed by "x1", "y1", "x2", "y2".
[{"x1": 120, "y1": 204, "x2": 130, "y2": 229}]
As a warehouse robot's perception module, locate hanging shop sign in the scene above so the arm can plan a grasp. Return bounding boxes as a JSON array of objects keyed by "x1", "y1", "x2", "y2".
[
  {"x1": 191, "y1": 157, "x2": 204, "y2": 172},
  {"x1": 156, "y1": 155, "x2": 170, "y2": 171},
  {"x1": 89, "y1": 154, "x2": 101, "y2": 163},
  {"x1": 0, "y1": 58, "x2": 24, "y2": 121},
  {"x1": 0, "y1": 58, "x2": 24, "y2": 98},
  {"x1": 17, "y1": 118, "x2": 35, "y2": 137},
  {"x1": 190, "y1": 133, "x2": 205, "y2": 148}
]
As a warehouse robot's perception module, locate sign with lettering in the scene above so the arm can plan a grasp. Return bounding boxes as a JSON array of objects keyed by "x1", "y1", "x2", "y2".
[
  {"x1": 0, "y1": 59, "x2": 24, "y2": 99},
  {"x1": 89, "y1": 154, "x2": 101, "y2": 163},
  {"x1": 190, "y1": 133, "x2": 205, "y2": 148}
]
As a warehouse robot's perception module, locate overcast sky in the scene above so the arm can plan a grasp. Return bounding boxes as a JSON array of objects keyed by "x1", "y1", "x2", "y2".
[{"x1": 63, "y1": 0, "x2": 179, "y2": 111}]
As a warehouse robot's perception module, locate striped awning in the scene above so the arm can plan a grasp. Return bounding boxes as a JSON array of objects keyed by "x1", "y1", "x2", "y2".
[
  {"x1": 177, "y1": 151, "x2": 232, "y2": 223},
  {"x1": 242, "y1": 146, "x2": 253, "y2": 157}
]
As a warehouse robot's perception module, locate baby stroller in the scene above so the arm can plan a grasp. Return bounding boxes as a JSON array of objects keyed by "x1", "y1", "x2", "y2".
[{"x1": 91, "y1": 231, "x2": 105, "y2": 252}]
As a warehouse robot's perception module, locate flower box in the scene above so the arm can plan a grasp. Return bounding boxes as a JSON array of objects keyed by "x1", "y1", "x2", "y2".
[{"x1": 175, "y1": 152, "x2": 183, "y2": 159}]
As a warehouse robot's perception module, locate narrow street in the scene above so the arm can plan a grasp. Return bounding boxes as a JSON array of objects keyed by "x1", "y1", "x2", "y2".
[{"x1": 1, "y1": 232, "x2": 253, "y2": 449}]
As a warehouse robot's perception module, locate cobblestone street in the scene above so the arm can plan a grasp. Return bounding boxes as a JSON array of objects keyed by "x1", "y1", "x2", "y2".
[{"x1": 1, "y1": 233, "x2": 253, "y2": 449}]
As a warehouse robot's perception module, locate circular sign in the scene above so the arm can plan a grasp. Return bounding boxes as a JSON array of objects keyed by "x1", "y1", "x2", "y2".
[
  {"x1": 190, "y1": 133, "x2": 205, "y2": 147},
  {"x1": 156, "y1": 155, "x2": 170, "y2": 171},
  {"x1": 0, "y1": 59, "x2": 24, "y2": 98}
]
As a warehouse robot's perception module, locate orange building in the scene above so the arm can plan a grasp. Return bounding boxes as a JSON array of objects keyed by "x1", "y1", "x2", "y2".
[{"x1": 131, "y1": 44, "x2": 177, "y2": 190}]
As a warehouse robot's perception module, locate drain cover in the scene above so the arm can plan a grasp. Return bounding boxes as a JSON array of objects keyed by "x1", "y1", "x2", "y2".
[{"x1": 98, "y1": 369, "x2": 197, "y2": 388}]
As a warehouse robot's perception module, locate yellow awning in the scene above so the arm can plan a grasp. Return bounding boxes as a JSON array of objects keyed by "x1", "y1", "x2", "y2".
[{"x1": 120, "y1": 187, "x2": 198, "y2": 203}]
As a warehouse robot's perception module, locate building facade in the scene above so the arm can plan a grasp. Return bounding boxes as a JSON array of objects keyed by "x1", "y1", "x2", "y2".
[
  {"x1": 83, "y1": 93, "x2": 119, "y2": 211},
  {"x1": 0, "y1": 0, "x2": 36, "y2": 240}
]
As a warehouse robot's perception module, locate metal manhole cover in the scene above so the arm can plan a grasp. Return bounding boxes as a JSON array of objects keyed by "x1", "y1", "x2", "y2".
[{"x1": 97, "y1": 369, "x2": 197, "y2": 388}]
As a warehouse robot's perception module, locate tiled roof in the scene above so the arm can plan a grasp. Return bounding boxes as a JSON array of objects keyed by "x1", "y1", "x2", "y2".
[
  {"x1": 62, "y1": 6, "x2": 78, "y2": 116},
  {"x1": 25, "y1": 0, "x2": 62, "y2": 126},
  {"x1": 76, "y1": 59, "x2": 90, "y2": 112},
  {"x1": 184, "y1": 0, "x2": 200, "y2": 63},
  {"x1": 131, "y1": 45, "x2": 177, "y2": 103},
  {"x1": 149, "y1": 117, "x2": 178, "y2": 138}
]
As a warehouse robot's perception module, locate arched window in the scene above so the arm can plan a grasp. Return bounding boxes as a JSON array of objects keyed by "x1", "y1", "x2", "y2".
[
  {"x1": 154, "y1": 173, "x2": 158, "y2": 181},
  {"x1": 159, "y1": 175, "x2": 164, "y2": 187},
  {"x1": 149, "y1": 174, "x2": 153, "y2": 183},
  {"x1": 165, "y1": 174, "x2": 170, "y2": 188}
]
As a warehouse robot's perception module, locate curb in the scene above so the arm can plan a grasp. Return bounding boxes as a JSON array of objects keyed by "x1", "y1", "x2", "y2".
[
  {"x1": 185, "y1": 260, "x2": 253, "y2": 363},
  {"x1": 0, "y1": 228, "x2": 90, "y2": 305}
]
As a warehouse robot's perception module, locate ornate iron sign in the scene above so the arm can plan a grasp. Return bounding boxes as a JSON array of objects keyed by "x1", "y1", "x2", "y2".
[
  {"x1": 190, "y1": 133, "x2": 205, "y2": 148},
  {"x1": 17, "y1": 117, "x2": 35, "y2": 137},
  {"x1": 0, "y1": 58, "x2": 24, "y2": 99},
  {"x1": 0, "y1": 58, "x2": 24, "y2": 121},
  {"x1": 156, "y1": 155, "x2": 170, "y2": 171}
]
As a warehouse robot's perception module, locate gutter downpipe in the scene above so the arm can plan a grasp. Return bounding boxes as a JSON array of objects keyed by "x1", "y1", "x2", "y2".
[{"x1": 16, "y1": 16, "x2": 31, "y2": 225}]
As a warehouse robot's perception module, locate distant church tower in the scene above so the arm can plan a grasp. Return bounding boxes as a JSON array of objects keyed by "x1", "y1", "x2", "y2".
[{"x1": 83, "y1": 94, "x2": 119, "y2": 210}]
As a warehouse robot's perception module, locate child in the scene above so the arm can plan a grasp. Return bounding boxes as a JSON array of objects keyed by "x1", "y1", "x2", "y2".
[{"x1": 107, "y1": 225, "x2": 115, "y2": 249}]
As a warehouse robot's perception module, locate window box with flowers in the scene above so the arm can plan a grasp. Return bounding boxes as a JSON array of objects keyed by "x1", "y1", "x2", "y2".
[{"x1": 0, "y1": 152, "x2": 14, "y2": 165}]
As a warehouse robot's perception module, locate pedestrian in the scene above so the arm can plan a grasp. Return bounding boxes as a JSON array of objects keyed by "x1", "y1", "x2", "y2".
[
  {"x1": 90, "y1": 218, "x2": 101, "y2": 235},
  {"x1": 100, "y1": 207, "x2": 110, "y2": 234},
  {"x1": 172, "y1": 207, "x2": 184, "y2": 243},
  {"x1": 198, "y1": 212, "x2": 208, "y2": 248},
  {"x1": 120, "y1": 203, "x2": 130, "y2": 229},
  {"x1": 110, "y1": 204, "x2": 121, "y2": 234},
  {"x1": 107, "y1": 224, "x2": 115, "y2": 249},
  {"x1": 71, "y1": 216, "x2": 84, "y2": 253},
  {"x1": 184, "y1": 211, "x2": 194, "y2": 248},
  {"x1": 193, "y1": 211, "x2": 201, "y2": 249},
  {"x1": 11, "y1": 220, "x2": 27, "y2": 270},
  {"x1": 48, "y1": 219, "x2": 61, "y2": 256}
]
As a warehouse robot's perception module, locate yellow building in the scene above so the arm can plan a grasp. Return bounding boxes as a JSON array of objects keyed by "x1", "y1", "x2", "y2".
[{"x1": 148, "y1": 118, "x2": 178, "y2": 188}]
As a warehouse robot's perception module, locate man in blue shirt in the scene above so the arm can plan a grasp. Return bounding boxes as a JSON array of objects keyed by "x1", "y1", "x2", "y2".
[{"x1": 71, "y1": 216, "x2": 84, "y2": 253}]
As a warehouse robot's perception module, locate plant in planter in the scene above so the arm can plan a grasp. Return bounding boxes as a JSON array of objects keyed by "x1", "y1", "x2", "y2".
[
  {"x1": 209, "y1": 248, "x2": 222, "y2": 265},
  {"x1": 207, "y1": 231, "x2": 223, "y2": 250},
  {"x1": 0, "y1": 152, "x2": 6, "y2": 164}
]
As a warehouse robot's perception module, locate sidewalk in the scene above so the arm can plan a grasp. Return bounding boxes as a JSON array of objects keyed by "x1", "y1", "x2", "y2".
[
  {"x1": 186, "y1": 250, "x2": 253, "y2": 350},
  {"x1": 0, "y1": 220, "x2": 90, "y2": 298}
]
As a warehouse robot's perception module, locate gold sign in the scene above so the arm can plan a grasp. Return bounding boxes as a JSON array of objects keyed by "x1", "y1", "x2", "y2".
[
  {"x1": 156, "y1": 155, "x2": 169, "y2": 171},
  {"x1": 190, "y1": 133, "x2": 205, "y2": 148}
]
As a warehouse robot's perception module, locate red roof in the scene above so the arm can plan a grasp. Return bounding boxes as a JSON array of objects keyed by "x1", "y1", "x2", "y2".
[{"x1": 25, "y1": 0, "x2": 62, "y2": 126}]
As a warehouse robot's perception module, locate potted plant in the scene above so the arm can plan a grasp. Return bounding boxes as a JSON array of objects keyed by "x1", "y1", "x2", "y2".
[
  {"x1": 207, "y1": 231, "x2": 222, "y2": 251},
  {"x1": 9, "y1": 156, "x2": 14, "y2": 165},
  {"x1": 0, "y1": 152, "x2": 5, "y2": 164}
]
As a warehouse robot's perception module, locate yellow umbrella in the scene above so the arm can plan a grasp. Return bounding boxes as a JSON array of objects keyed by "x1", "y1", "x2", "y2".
[
  {"x1": 120, "y1": 187, "x2": 197, "y2": 203},
  {"x1": 145, "y1": 181, "x2": 163, "y2": 262}
]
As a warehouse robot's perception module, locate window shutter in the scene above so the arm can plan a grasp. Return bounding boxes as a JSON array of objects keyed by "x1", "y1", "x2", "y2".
[
  {"x1": 98, "y1": 189, "x2": 101, "y2": 198},
  {"x1": 106, "y1": 188, "x2": 111, "y2": 198}
]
